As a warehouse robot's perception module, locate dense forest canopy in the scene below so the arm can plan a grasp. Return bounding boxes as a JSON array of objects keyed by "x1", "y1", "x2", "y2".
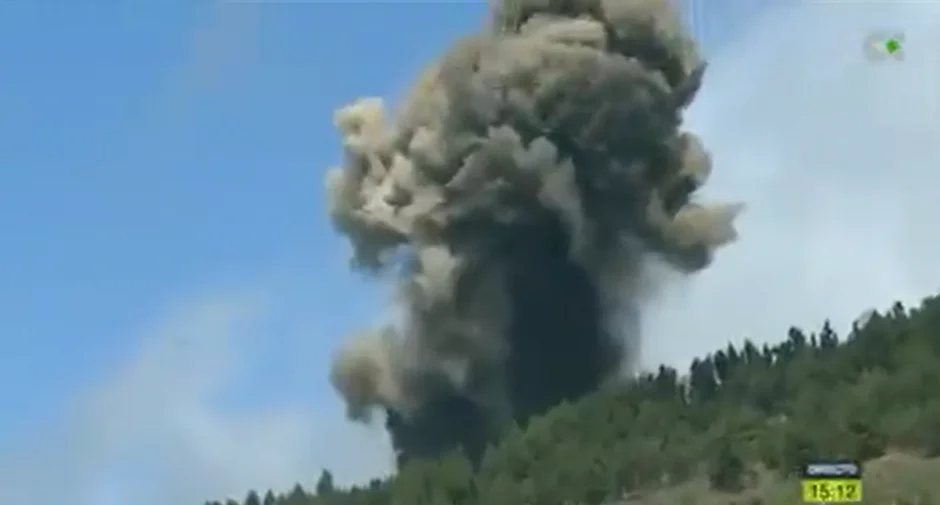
[{"x1": 204, "y1": 294, "x2": 940, "y2": 505}]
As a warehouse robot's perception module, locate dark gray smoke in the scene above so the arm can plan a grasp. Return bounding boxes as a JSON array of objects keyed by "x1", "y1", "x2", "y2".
[{"x1": 326, "y1": 0, "x2": 741, "y2": 465}]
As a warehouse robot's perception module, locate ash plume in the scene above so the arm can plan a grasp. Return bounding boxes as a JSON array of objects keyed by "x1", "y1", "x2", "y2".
[{"x1": 326, "y1": 0, "x2": 741, "y2": 465}]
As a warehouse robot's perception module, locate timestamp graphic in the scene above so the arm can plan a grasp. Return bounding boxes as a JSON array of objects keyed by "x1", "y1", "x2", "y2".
[{"x1": 800, "y1": 460, "x2": 863, "y2": 503}]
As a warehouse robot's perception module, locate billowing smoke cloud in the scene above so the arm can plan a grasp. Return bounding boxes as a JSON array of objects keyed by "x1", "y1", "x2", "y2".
[{"x1": 325, "y1": 0, "x2": 740, "y2": 465}]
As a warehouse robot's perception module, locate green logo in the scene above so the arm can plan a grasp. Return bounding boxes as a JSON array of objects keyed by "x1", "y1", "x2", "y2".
[
  {"x1": 884, "y1": 38, "x2": 902, "y2": 55},
  {"x1": 864, "y1": 31, "x2": 904, "y2": 61}
]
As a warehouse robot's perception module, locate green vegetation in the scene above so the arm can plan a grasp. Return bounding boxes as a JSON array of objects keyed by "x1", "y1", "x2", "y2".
[{"x1": 204, "y1": 295, "x2": 940, "y2": 505}]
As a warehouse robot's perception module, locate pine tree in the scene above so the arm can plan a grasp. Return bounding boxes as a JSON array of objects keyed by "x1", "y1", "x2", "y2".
[
  {"x1": 708, "y1": 438, "x2": 745, "y2": 491},
  {"x1": 244, "y1": 490, "x2": 262, "y2": 505},
  {"x1": 316, "y1": 469, "x2": 336, "y2": 496},
  {"x1": 262, "y1": 490, "x2": 276, "y2": 505}
]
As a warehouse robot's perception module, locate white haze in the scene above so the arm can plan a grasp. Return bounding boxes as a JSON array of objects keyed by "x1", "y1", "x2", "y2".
[{"x1": 644, "y1": 0, "x2": 940, "y2": 368}]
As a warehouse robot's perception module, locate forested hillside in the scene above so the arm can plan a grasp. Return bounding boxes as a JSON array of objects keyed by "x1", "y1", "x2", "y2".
[{"x1": 205, "y1": 295, "x2": 940, "y2": 505}]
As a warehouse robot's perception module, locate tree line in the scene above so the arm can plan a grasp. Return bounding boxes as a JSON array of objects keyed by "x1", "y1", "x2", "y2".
[{"x1": 205, "y1": 294, "x2": 940, "y2": 505}]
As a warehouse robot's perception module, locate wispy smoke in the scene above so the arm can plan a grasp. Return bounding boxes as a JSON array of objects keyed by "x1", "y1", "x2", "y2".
[{"x1": 326, "y1": 0, "x2": 740, "y2": 465}]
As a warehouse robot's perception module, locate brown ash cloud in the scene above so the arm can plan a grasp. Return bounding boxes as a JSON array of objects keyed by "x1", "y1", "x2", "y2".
[{"x1": 325, "y1": 0, "x2": 741, "y2": 465}]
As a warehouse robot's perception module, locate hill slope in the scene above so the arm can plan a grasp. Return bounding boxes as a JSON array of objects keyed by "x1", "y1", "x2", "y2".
[{"x1": 204, "y1": 294, "x2": 940, "y2": 505}]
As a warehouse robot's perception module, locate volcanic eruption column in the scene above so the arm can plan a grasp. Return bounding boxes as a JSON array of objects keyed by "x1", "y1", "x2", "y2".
[{"x1": 326, "y1": 0, "x2": 742, "y2": 465}]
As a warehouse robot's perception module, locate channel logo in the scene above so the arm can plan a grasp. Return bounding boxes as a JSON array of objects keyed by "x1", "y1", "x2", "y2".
[{"x1": 864, "y1": 30, "x2": 905, "y2": 62}]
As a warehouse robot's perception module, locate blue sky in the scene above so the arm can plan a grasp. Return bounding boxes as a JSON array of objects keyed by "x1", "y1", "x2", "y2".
[
  {"x1": 0, "y1": 1, "x2": 480, "y2": 439},
  {"x1": 2, "y1": 1, "x2": 939, "y2": 505},
  {"x1": 0, "y1": 0, "x2": 743, "y2": 450}
]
